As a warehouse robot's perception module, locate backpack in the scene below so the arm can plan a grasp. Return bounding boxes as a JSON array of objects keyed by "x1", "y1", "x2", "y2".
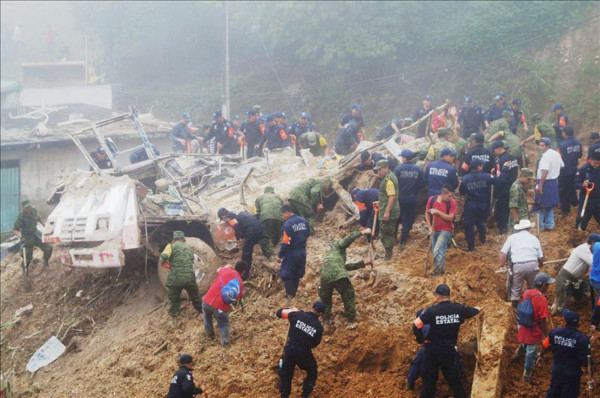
[
  {"x1": 220, "y1": 275, "x2": 241, "y2": 304},
  {"x1": 516, "y1": 292, "x2": 541, "y2": 328},
  {"x1": 429, "y1": 195, "x2": 451, "y2": 214}
]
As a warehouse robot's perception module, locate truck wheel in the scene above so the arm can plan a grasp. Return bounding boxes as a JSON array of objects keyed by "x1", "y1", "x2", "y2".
[{"x1": 157, "y1": 238, "x2": 219, "y2": 295}]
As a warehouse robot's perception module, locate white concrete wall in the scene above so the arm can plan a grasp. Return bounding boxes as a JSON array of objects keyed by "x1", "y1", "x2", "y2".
[{"x1": 21, "y1": 85, "x2": 113, "y2": 109}]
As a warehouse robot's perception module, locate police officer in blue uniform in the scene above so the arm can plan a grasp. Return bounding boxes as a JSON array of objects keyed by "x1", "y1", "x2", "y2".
[
  {"x1": 258, "y1": 114, "x2": 292, "y2": 152},
  {"x1": 538, "y1": 309, "x2": 590, "y2": 398},
  {"x1": 375, "y1": 118, "x2": 404, "y2": 141},
  {"x1": 217, "y1": 208, "x2": 272, "y2": 281},
  {"x1": 413, "y1": 284, "x2": 480, "y2": 398},
  {"x1": 552, "y1": 103, "x2": 570, "y2": 145},
  {"x1": 463, "y1": 133, "x2": 493, "y2": 173},
  {"x1": 459, "y1": 159, "x2": 495, "y2": 251},
  {"x1": 339, "y1": 104, "x2": 361, "y2": 128},
  {"x1": 425, "y1": 148, "x2": 459, "y2": 196},
  {"x1": 491, "y1": 140, "x2": 519, "y2": 234},
  {"x1": 276, "y1": 301, "x2": 324, "y2": 398},
  {"x1": 350, "y1": 188, "x2": 379, "y2": 232},
  {"x1": 575, "y1": 151, "x2": 600, "y2": 230},
  {"x1": 395, "y1": 149, "x2": 424, "y2": 245},
  {"x1": 588, "y1": 132, "x2": 600, "y2": 160},
  {"x1": 357, "y1": 150, "x2": 398, "y2": 173},
  {"x1": 289, "y1": 113, "x2": 317, "y2": 155},
  {"x1": 241, "y1": 109, "x2": 265, "y2": 158},
  {"x1": 334, "y1": 116, "x2": 363, "y2": 155},
  {"x1": 206, "y1": 110, "x2": 238, "y2": 154},
  {"x1": 457, "y1": 97, "x2": 485, "y2": 139},
  {"x1": 412, "y1": 95, "x2": 433, "y2": 138},
  {"x1": 485, "y1": 92, "x2": 511, "y2": 128},
  {"x1": 170, "y1": 112, "x2": 196, "y2": 153},
  {"x1": 278, "y1": 205, "x2": 310, "y2": 298},
  {"x1": 166, "y1": 354, "x2": 206, "y2": 398},
  {"x1": 558, "y1": 126, "x2": 582, "y2": 216}
]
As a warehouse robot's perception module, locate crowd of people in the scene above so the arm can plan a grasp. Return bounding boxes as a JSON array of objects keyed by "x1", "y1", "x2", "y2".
[{"x1": 14, "y1": 92, "x2": 600, "y2": 398}]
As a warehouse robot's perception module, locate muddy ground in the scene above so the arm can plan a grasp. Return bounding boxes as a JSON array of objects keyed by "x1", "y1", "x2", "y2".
[{"x1": 2, "y1": 186, "x2": 600, "y2": 397}]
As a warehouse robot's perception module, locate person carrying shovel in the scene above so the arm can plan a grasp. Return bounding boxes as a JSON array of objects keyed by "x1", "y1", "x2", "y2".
[
  {"x1": 318, "y1": 229, "x2": 373, "y2": 331},
  {"x1": 575, "y1": 151, "x2": 600, "y2": 230}
]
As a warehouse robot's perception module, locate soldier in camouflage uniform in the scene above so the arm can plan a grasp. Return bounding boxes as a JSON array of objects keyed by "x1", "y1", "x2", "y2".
[
  {"x1": 486, "y1": 110, "x2": 524, "y2": 164},
  {"x1": 255, "y1": 186, "x2": 283, "y2": 246},
  {"x1": 521, "y1": 113, "x2": 557, "y2": 148},
  {"x1": 424, "y1": 128, "x2": 456, "y2": 168},
  {"x1": 298, "y1": 131, "x2": 328, "y2": 157},
  {"x1": 454, "y1": 133, "x2": 472, "y2": 175},
  {"x1": 288, "y1": 178, "x2": 333, "y2": 233},
  {"x1": 509, "y1": 168, "x2": 534, "y2": 227},
  {"x1": 319, "y1": 229, "x2": 372, "y2": 330},
  {"x1": 484, "y1": 110, "x2": 512, "y2": 144},
  {"x1": 159, "y1": 231, "x2": 202, "y2": 317},
  {"x1": 13, "y1": 200, "x2": 52, "y2": 273},
  {"x1": 375, "y1": 160, "x2": 400, "y2": 260}
]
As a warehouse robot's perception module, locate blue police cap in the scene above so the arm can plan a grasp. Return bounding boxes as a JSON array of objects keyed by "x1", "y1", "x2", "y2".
[
  {"x1": 435, "y1": 284, "x2": 450, "y2": 296},
  {"x1": 350, "y1": 103, "x2": 361, "y2": 110},
  {"x1": 300, "y1": 112, "x2": 309, "y2": 119},
  {"x1": 562, "y1": 125, "x2": 574, "y2": 136},
  {"x1": 440, "y1": 148, "x2": 456, "y2": 157},
  {"x1": 464, "y1": 96, "x2": 473, "y2": 105},
  {"x1": 246, "y1": 109, "x2": 256, "y2": 116},
  {"x1": 213, "y1": 110, "x2": 222, "y2": 120},
  {"x1": 274, "y1": 112, "x2": 284, "y2": 118},
  {"x1": 497, "y1": 91, "x2": 505, "y2": 98},
  {"x1": 360, "y1": 150, "x2": 370, "y2": 164},
  {"x1": 280, "y1": 112, "x2": 287, "y2": 119},
  {"x1": 562, "y1": 309, "x2": 579, "y2": 326},
  {"x1": 552, "y1": 103, "x2": 564, "y2": 112},
  {"x1": 233, "y1": 114, "x2": 240, "y2": 121},
  {"x1": 179, "y1": 354, "x2": 193, "y2": 364},
  {"x1": 588, "y1": 233, "x2": 600, "y2": 244},
  {"x1": 182, "y1": 112, "x2": 191, "y2": 121},
  {"x1": 494, "y1": 95, "x2": 502, "y2": 101},
  {"x1": 313, "y1": 301, "x2": 326, "y2": 313},
  {"x1": 490, "y1": 140, "x2": 505, "y2": 150},
  {"x1": 512, "y1": 98, "x2": 521, "y2": 106},
  {"x1": 400, "y1": 149, "x2": 414, "y2": 159},
  {"x1": 540, "y1": 137, "x2": 553, "y2": 147},
  {"x1": 350, "y1": 188, "x2": 360, "y2": 198},
  {"x1": 423, "y1": 95, "x2": 432, "y2": 101},
  {"x1": 474, "y1": 133, "x2": 485, "y2": 143},
  {"x1": 266, "y1": 114, "x2": 275, "y2": 122}
]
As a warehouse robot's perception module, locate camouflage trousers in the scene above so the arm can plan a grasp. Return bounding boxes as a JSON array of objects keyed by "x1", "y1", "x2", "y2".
[
  {"x1": 21, "y1": 236, "x2": 53, "y2": 271},
  {"x1": 167, "y1": 284, "x2": 202, "y2": 317},
  {"x1": 379, "y1": 218, "x2": 398, "y2": 251},
  {"x1": 288, "y1": 199, "x2": 315, "y2": 233},
  {"x1": 319, "y1": 278, "x2": 356, "y2": 321},
  {"x1": 262, "y1": 219, "x2": 283, "y2": 246}
]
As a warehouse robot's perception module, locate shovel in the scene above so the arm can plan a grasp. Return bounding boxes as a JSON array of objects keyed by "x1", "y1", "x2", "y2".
[
  {"x1": 588, "y1": 354, "x2": 594, "y2": 398},
  {"x1": 424, "y1": 233, "x2": 433, "y2": 277},
  {"x1": 366, "y1": 203, "x2": 379, "y2": 284},
  {"x1": 580, "y1": 183, "x2": 595, "y2": 219}
]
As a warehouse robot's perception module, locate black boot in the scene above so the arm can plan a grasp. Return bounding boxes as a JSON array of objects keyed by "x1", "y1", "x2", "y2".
[{"x1": 384, "y1": 248, "x2": 393, "y2": 260}]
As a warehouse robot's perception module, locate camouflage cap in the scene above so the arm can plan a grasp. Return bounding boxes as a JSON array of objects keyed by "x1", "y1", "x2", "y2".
[
  {"x1": 373, "y1": 159, "x2": 389, "y2": 170},
  {"x1": 307, "y1": 131, "x2": 318, "y2": 146},
  {"x1": 520, "y1": 168, "x2": 534, "y2": 178},
  {"x1": 173, "y1": 231, "x2": 186, "y2": 239},
  {"x1": 264, "y1": 186, "x2": 275, "y2": 193},
  {"x1": 21, "y1": 200, "x2": 32, "y2": 207},
  {"x1": 437, "y1": 127, "x2": 451, "y2": 136},
  {"x1": 502, "y1": 110, "x2": 512, "y2": 117}
]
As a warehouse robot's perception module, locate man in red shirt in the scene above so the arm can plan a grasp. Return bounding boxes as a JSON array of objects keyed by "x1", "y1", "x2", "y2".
[
  {"x1": 425, "y1": 186, "x2": 457, "y2": 276},
  {"x1": 515, "y1": 272, "x2": 555, "y2": 382},
  {"x1": 202, "y1": 261, "x2": 246, "y2": 347}
]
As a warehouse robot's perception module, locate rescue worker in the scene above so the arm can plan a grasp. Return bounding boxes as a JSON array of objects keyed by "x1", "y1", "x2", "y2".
[
  {"x1": 298, "y1": 131, "x2": 328, "y2": 157},
  {"x1": 484, "y1": 93, "x2": 511, "y2": 127},
  {"x1": 538, "y1": 309, "x2": 591, "y2": 398},
  {"x1": 350, "y1": 188, "x2": 379, "y2": 232},
  {"x1": 491, "y1": 140, "x2": 519, "y2": 234},
  {"x1": 241, "y1": 109, "x2": 265, "y2": 158},
  {"x1": 319, "y1": 229, "x2": 372, "y2": 330},
  {"x1": 90, "y1": 147, "x2": 113, "y2": 169},
  {"x1": 423, "y1": 128, "x2": 456, "y2": 169},
  {"x1": 358, "y1": 150, "x2": 398, "y2": 172},
  {"x1": 459, "y1": 159, "x2": 495, "y2": 251},
  {"x1": 334, "y1": 115, "x2": 363, "y2": 155},
  {"x1": 288, "y1": 178, "x2": 333, "y2": 233},
  {"x1": 412, "y1": 95, "x2": 433, "y2": 138},
  {"x1": 509, "y1": 168, "x2": 535, "y2": 227},
  {"x1": 552, "y1": 103, "x2": 569, "y2": 145},
  {"x1": 425, "y1": 148, "x2": 459, "y2": 196},
  {"x1": 425, "y1": 186, "x2": 457, "y2": 276},
  {"x1": 550, "y1": 234, "x2": 600, "y2": 315},
  {"x1": 463, "y1": 133, "x2": 493, "y2": 173},
  {"x1": 338, "y1": 104, "x2": 361, "y2": 128},
  {"x1": 454, "y1": 134, "x2": 470, "y2": 175},
  {"x1": 375, "y1": 160, "x2": 400, "y2": 260},
  {"x1": 255, "y1": 186, "x2": 284, "y2": 246},
  {"x1": 257, "y1": 114, "x2": 291, "y2": 152},
  {"x1": 498, "y1": 220, "x2": 544, "y2": 307},
  {"x1": 487, "y1": 110, "x2": 524, "y2": 164},
  {"x1": 206, "y1": 110, "x2": 238, "y2": 154},
  {"x1": 522, "y1": 113, "x2": 556, "y2": 148},
  {"x1": 166, "y1": 354, "x2": 207, "y2": 398},
  {"x1": 375, "y1": 118, "x2": 403, "y2": 141},
  {"x1": 13, "y1": 200, "x2": 52, "y2": 272},
  {"x1": 412, "y1": 283, "x2": 480, "y2": 398},
  {"x1": 484, "y1": 109, "x2": 511, "y2": 143},
  {"x1": 394, "y1": 149, "x2": 424, "y2": 245},
  {"x1": 276, "y1": 301, "x2": 325, "y2": 398},
  {"x1": 170, "y1": 112, "x2": 199, "y2": 153},
  {"x1": 456, "y1": 96, "x2": 486, "y2": 139},
  {"x1": 558, "y1": 125, "x2": 582, "y2": 216},
  {"x1": 159, "y1": 231, "x2": 203, "y2": 317},
  {"x1": 509, "y1": 98, "x2": 528, "y2": 135},
  {"x1": 535, "y1": 138, "x2": 564, "y2": 231},
  {"x1": 278, "y1": 205, "x2": 310, "y2": 298},
  {"x1": 588, "y1": 131, "x2": 600, "y2": 160},
  {"x1": 514, "y1": 272, "x2": 554, "y2": 382},
  {"x1": 217, "y1": 208, "x2": 272, "y2": 280},
  {"x1": 289, "y1": 112, "x2": 317, "y2": 155},
  {"x1": 575, "y1": 151, "x2": 600, "y2": 230},
  {"x1": 202, "y1": 261, "x2": 246, "y2": 347}
]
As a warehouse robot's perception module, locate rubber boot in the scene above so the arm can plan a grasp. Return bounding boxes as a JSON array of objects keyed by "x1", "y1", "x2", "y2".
[
  {"x1": 43, "y1": 259, "x2": 49, "y2": 267},
  {"x1": 384, "y1": 248, "x2": 393, "y2": 260}
]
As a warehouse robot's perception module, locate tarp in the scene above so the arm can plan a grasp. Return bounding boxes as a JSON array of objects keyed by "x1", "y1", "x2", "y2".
[{"x1": 26, "y1": 336, "x2": 66, "y2": 373}]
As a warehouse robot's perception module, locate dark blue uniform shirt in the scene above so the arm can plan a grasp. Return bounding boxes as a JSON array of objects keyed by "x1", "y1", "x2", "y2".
[
  {"x1": 493, "y1": 152, "x2": 518, "y2": 196},
  {"x1": 354, "y1": 188, "x2": 379, "y2": 227},
  {"x1": 545, "y1": 326, "x2": 590, "y2": 372},
  {"x1": 241, "y1": 120, "x2": 264, "y2": 147},
  {"x1": 394, "y1": 161, "x2": 424, "y2": 203},
  {"x1": 457, "y1": 106, "x2": 485, "y2": 137},
  {"x1": 425, "y1": 160, "x2": 459, "y2": 196},
  {"x1": 279, "y1": 215, "x2": 310, "y2": 258},
  {"x1": 464, "y1": 145, "x2": 493, "y2": 173},
  {"x1": 459, "y1": 170, "x2": 495, "y2": 209},
  {"x1": 334, "y1": 122, "x2": 361, "y2": 155},
  {"x1": 376, "y1": 119, "x2": 401, "y2": 141},
  {"x1": 485, "y1": 103, "x2": 511, "y2": 124},
  {"x1": 558, "y1": 137, "x2": 582, "y2": 170}
]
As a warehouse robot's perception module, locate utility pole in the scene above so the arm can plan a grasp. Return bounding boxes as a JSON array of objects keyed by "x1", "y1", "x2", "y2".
[{"x1": 222, "y1": 1, "x2": 231, "y2": 119}]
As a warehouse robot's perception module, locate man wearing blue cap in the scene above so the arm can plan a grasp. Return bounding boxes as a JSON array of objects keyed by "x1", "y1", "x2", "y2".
[
  {"x1": 394, "y1": 149, "x2": 424, "y2": 245},
  {"x1": 538, "y1": 309, "x2": 590, "y2": 397},
  {"x1": 535, "y1": 138, "x2": 564, "y2": 230},
  {"x1": 166, "y1": 354, "x2": 207, "y2": 398},
  {"x1": 350, "y1": 187, "x2": 379, "y2": 233},
  {"x1": 170, "y1": 112, "x2": 199, "y2": 153},
  {"x1": 463, "y1": 133, "x2": 493, "y2": 173},
  {"x1": 425, "y1": 148, "x2": 459, "y2": 196},
  {"x1": 276, "y1": 301, "x2": 324, "y2": 398},
  {"x1": 358, "y1": 150, "x2": 398, "y2": 174},
  {"x1": 485, "y1": 92, "x2": 511, "y2": 127},
  {"x1": 459, "y1": 159, "x2": 496, "y2": 251},
  {"x1": 375, "y1": 118, "x2": 406, "y2": 141},
  {"x1": 552, "y1": 103, "x2": 569, "y2": 145},
  {"x1": 206, "y1": 110, "x2": 238, "y2": 155},
  {"x1": 491, "y1": 140, "x2": 519, "y2": 234},
  {"x1": 557, "y1": 126, "x2": 582, "y2": 216},
  {"x1": 334, "y1": 115, "x2": 364, "y2": 156},
  {"x1": 412, "y1": 96, "x2": 433, "y2": 138},
  {"x1": 241, "y1": 109, "x2": 265, "y2": 158},
  {"x1": 509, "y1": 98, "x2": 529, "y2": 136},
  {"x1": 289, "y1": 113, "x2": 317, "y2": 143},
  {"x1": 588, "y1": 132, "x2": 600, "y2": 160},
  {"x1": 338, "y1": 104, "x2": 361, "y2": 129},
  {"x1": 257, "y1": 114, "x2": 292, "y2": 152},
  {"x1": 413, "y1": 283, "x2": 480, "y2": 398},
  {"x1": 457, "y1": 96, "x2": 486, "y2": 139},
  {"x1": 575, "y1": 151, "x2": 600, "y2": 230}
]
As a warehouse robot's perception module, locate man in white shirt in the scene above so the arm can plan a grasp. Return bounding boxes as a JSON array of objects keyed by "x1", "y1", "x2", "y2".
[
  {"x1": 551, "y1": 233, "x2": 600, "y2": 315},
  {"x1": 535, "y1": 137, "x2": 564, "y2": 231},
  {"x1": 498, "y1": 219, "x2": 545, "y2": 307}
]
